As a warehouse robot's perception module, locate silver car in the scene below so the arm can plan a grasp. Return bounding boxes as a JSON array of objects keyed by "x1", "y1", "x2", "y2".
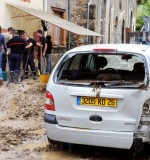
[{"x1": 44, "y1": 44, "x2": 150, "y2": 150}]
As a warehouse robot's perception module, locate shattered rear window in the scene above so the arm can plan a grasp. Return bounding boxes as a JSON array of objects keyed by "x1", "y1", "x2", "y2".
[{"x1": 56, "y1": 52, "x2": 147, "y2": 87}]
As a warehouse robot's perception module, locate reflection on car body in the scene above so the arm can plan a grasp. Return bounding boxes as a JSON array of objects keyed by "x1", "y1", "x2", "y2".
[{"x1": 44, "y1": 44, "x2": 150, "y2": 151}]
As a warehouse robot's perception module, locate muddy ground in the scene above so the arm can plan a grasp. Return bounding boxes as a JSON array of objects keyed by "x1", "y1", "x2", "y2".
[
  {"x1": 0, "y1": 78, "x2": 150, "y2": 160},
  {"x1": 0, "y1": 79, "x2": 48, "y2": 160}
]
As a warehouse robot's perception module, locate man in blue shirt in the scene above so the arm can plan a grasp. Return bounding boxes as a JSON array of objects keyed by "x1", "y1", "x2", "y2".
[
  {"x1": 0, "y1": 26, "x2": 7, "y2": 85},
  {"x1": 2, "y1": 27, "x2": 14, "y2": 71}
]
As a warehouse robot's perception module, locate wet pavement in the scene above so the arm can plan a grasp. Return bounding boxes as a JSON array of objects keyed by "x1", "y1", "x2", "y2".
[{"x1": 0, "y1": 79, "x2": 149, "y2": 160}]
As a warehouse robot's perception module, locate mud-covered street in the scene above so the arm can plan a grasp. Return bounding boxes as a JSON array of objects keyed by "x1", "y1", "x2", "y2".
[
  {"x1": 0, "y1": 80, "x2": 48, "y2": 160},
  {"x1": 0, "y1": 79, "x2": 150, "y2": 160}
]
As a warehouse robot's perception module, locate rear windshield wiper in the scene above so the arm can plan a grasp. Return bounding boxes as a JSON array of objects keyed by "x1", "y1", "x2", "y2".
[
  {"x1": 59, "y1": 80, "x2": 147, "y2": 88},
  {"x1": 90, "y1": 80, "x2": 146, "y2": 88},
  {"x1": 59, "y1": 80, "x2": 90, "y2": 86}
]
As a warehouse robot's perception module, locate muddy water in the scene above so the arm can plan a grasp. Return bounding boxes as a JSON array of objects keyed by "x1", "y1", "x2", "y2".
[
  {"x1": 0, "y1": 80, "x2": 150, "y2": 160},
  {"x1": 42, "y1": 144, "x2": 150, "y2": 160},
  {"x1": 42, "y1": 151, "x2": 78, "y2": 160}
]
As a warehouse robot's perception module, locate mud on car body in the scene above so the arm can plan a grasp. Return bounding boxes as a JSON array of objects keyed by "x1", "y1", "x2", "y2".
[{"x1": 44, "y1": 44, "x2": 150, "y2": 150}]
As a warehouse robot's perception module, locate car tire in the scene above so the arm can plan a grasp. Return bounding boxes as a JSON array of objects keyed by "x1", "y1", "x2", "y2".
[{"x1": 47, "y1": 136, "x2": 67, "y2": 151}]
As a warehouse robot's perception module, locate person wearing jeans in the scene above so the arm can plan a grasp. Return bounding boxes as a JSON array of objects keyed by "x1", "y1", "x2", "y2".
[
  {"x1": 45, "y1": 35, "x2": 52, "y2": 74},
  {"x1": 36, "y1": 30, "x2": 47, "y2": 74},
  {"x1": 2, "y1": 27, "x2": 14, "y2": 71},
  {"x1": 0, "y1": 26, "x2": 7, "y2": 85},
  {"x1": 0, "y1": 53, "x2": 3, "y2": 84},
  {"x1": 45, "y1": 54, "x2": 52, "y2": 73}
]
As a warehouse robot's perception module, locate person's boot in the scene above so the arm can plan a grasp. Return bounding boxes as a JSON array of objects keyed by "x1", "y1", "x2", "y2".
[
  {"x1": 14, "y1": 71, "x2": 20, "y2": 83},
  {"x1": 33, "y1": 74, "x2": 37, "y2": 80},
  {"x1": 0, "y1": 79, "x2": 3, "y2": 85},
  {"x1": 24, "y1": 74, "x2": 29, "y2": 79},
  {"x1": 9, "y1": 71, "x2": 14, "y2": 83}
]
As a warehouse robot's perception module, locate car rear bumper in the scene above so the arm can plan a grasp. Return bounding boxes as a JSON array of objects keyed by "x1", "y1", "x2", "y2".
[{"x1": 44, "y1": 114, "x2": 133, "y2": 149}]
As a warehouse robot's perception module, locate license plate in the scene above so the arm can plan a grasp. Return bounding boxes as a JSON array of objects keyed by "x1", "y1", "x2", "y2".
[{"x1": 77, "y1": 97, "x2": 117, "y2": 107}]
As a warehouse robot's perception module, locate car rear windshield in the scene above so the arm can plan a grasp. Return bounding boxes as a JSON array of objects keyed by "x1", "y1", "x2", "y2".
[{"x1": 56, "y1": 52, "x2": 147, "y2": 87}]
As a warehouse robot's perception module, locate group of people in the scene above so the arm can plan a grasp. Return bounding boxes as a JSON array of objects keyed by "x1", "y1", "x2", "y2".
[
  {"x1": 136, "y1": 34, "x2": 150, "y2": 44},
  {"x1": 0, "y1": 26, "x2": 53, "y2": 85}
]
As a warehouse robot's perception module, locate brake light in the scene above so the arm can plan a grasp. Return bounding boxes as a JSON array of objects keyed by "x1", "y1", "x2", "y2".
[
  {"x1": 93, "y1": 48, "x2": 116, "y2": 52},
  {"x1": 45, "y1": 91, "x2": 55, "y2": 111}
]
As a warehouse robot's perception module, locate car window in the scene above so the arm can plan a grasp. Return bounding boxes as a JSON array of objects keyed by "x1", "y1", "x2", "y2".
[
  {"x1": 57, "y1": 52, "x2": 146, "y2": 86},
  {"x1": 69, "y1": 55, "x2": 83, "y2": 70},
  {"x1": 104, "y1": 55, "x2": 143, "y2": 71}
]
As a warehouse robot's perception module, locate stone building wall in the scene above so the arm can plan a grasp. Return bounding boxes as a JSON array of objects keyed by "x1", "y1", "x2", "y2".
[
  {"x1": 69, "y1": 0, "x2": 137, "y2": 44},
  {"x1": 95, "y1": 0, "x2": 137, "y2": 43},
  {"x1": 46, "y1": 0, "x2": 68, "y2": 68},
  {"x1": 48, "y1": 0, "x2": 90, "y2": 68},
  {"x1": 46, "y1": 0, "x2": 68, "y2": 36},
  {"x1": 70, "y1": 0, "x2": 87, "y2": 28},
  {"x1": 69, "y1": 0, "x2": 96, "y2": 45},
  {"x1": 49, "y1": 0, "x2": 137, "y2": 69}
]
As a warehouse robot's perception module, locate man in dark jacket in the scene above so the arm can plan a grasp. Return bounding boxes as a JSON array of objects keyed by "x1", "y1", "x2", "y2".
[
  {"x1": 20, "y1": 31, "x2": 40, "y2": 80},
  {"x1": 7, "y1": 30, "x2": 31, "y2": 83}
]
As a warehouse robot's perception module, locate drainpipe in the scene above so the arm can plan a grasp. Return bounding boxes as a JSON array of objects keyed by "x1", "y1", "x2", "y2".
[
  {"x1": 43, "y1": 0, "x2": 47, "y2": 12},
  {"x1": 87, "y1": 0, "x2": 91, "y2": 43},
  {"x1": 68, "y1": 0, "x2": 71, "y2": 50},
  {"x1": 43, "y1": 0, "x2": 47, "y2": 36}
]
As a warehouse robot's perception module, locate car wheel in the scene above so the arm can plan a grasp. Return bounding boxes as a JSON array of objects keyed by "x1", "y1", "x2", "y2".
[{"x1": 47, "y1": 136, "x2": 67, "y2": 151}]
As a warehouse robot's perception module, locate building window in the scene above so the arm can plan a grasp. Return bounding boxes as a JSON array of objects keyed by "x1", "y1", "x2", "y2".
[
  {"x1": 115, "y1": 17, "x2": 118, "y2": 28},
  {"x1": 52, "y1": 7, "x2": 67, "y2": 46},
  {"x1": 130, "y1": 12, "x2": 133, "y2": 30}
]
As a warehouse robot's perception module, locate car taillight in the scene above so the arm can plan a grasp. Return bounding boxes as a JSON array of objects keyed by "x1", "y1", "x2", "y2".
[{"x1": 45, "y1": 91, "x2": 55, "y2": 111}]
